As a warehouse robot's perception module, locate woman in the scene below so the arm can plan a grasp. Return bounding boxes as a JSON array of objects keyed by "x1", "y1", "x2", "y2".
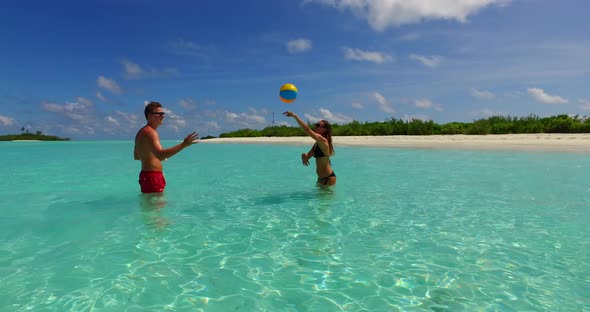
[{"x1": 283, "y1": 111, "x2": 336, "y2": 186}]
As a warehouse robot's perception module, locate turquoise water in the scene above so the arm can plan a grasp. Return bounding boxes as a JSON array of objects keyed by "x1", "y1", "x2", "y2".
[{"x1": 1, "y1": 141, "x2": 589, "y2": 311}]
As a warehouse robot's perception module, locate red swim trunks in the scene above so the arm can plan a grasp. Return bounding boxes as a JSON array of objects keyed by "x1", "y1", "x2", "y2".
[{"x1": 138, "y1": 171, "x2": 166, "y2": 193}]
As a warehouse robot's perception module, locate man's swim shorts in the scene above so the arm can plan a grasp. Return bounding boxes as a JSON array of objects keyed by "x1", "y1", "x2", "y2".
[{"x1": 139, "y1": 171, "x2": 166, "y2": 193}]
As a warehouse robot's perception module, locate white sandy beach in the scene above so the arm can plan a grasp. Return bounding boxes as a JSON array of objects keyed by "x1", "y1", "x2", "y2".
[{"x1": 201, "y1": 133, "x2": 590, "y2": 153}]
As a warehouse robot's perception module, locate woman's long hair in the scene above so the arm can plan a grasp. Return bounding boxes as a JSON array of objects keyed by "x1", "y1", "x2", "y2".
[{"x1": 320, "y1": 120, "x2": 335, "y2": 155}]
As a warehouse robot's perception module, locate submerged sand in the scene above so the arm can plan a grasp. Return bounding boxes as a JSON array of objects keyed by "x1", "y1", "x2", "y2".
[{"x1": 201, "y1": 134, "x2": 590, "y2": 153}]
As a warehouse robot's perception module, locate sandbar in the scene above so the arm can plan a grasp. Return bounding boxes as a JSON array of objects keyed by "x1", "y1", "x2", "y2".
[{"x1": 201, "y1": 134, "x2": 590, "y2": 153}]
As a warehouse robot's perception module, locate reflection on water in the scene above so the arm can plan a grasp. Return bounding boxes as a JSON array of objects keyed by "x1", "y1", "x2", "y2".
[
  {"x1": 251, "y1": 186, "x2": 336, "y2": 207},
  {"x1": 138, "y1": 192, "x2": 170, "y2": 230},
  {"x1": 315, "y1": 185, "x2": 335, "y2": 199},
  {"x1": 314, "y1": 186, "x2": 334, "y2": 218}
]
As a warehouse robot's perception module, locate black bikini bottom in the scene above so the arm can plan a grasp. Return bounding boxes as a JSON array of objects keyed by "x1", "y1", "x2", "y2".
[{"x1": 318, "y1": 171, "x2": 336, "y2": 185}]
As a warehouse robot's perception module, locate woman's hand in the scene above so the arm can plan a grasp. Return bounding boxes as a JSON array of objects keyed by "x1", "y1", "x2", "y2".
[
  {"x1": 283, "y1": 111, "x2": 295, "y2": 117},
  {"x1": 301, "y1": 153, "x2": 310, "y2": 166}
]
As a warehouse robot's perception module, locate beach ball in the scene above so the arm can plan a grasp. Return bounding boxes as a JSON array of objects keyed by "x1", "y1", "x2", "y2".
[{"x1": 279, "y1": 83, "x2": 298, "y2": 103}]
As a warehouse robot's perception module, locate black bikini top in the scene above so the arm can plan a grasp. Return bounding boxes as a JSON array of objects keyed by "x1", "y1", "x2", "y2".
[{"x1": 313, "y1": 143, "x2": 328, "y2": 158}]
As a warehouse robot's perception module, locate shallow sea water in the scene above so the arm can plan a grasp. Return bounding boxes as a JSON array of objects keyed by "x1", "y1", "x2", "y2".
[{"x1": 0, "y1": 141, "x2": 589, "y2": 311}]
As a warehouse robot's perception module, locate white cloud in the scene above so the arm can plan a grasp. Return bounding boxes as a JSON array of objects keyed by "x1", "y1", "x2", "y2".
[
  {"x1": 471, "y1": 88, "x2": 496, "y2": 100},
  {"x1": 113, "y1": 110, "x2": 142, "y2": 128},
  {"x1": 318, "y1": 108, "x2": 354, "y2": 124},
  {"x1": 302, "y1": 114, "x2": 320, "y2": 123},
  {"x1": 480, "y1": 108, "x2": 497, "y2": 116},
  {"x1": 472, "y1": 108, "x2": 506, "y2": 118},
  {"x1": 96, "y1": 91, "x2": 108, "y2": 102},
  {"x1": 159, "y1": 108, "x2": 187, "y2": 132},
  {"x1": 193, "y1": 121, "x2": 222, "y2": 136},
  {"x1": 42, "y1": 102, "x2": 66, "y2": 113},
  {"x1": 343, "y1": 47, "x2": 393, "y2": 64},
  {"x1": 276, "y1": 121, "x2": 291, "y2": 126},
  {"x1": 414, "y1": 99, "x2": 443, "y2": 111},
  {"x1": 579, "y1": 99, "x2": 590, "y2": 110},
  {"x1": 106, "y1": 116, "x2": 120, "y2": 126},
  {"x1": 372, "y1": 92, "x2": 395, "y2": 113},
  {"x1": 286, "y1": 38, "x2": 312, "y2": 54},
  {"x1": 223, "y1": 109, "x2": 267, "y2": 128},
  {"x1": 172, "y1": 39, "x2": 215, "y2": 58},
  {"x1": 225, "y1": 111, "x2": 239, "y2": 120},
  {"x1": 179, "y1": 98, "x2": 197, "y2": 110},
  {"x1": 352, "y1": 102, "x2": 364, "y2": 109},
  {"x1": 58, "y1": 125, "x2": 85, "y2": 135},
  {"x1": 97, "y1": 76, "x2": 123, "y2": 94},
  {"x1": 204, "y1": 99, "x2": 217, "y2": 106},
  {"x1": 0, "y1": 114, "x2": 15, "y2": 126},
  {"x1": 243, "y1": 113, "x2": 266, "y2": 124},
  {"x1": 183, "y1": 111, "x2": 232, "y2": 136},
  {"x1": 121, "y1": 59, "x2": 178, "y2": 79},
  {"x1": 305, "y1": 0, "x2": 511, "y2": 31},
  {"x1": 205, "y1": 121, "x2": 220, "y2": 129},
  {"x1": 527, "y1": 88, "x2": 568, "y2": 104},
  {"x1": 402, "y1": 114, "x2": 431, "y2": 122},
  {"x1": 76, "y1": 96, "x2": 93, "y2": 108},
  {"x1": 414, "y1": 99, "x2": 432, "y2": 108},
  {"x1": 58, "y1": 125, "x2": 96, "y2": 135},
  {"x1": 303, "y1": 110, "x2": 352, "y2": 125},
  {"x1": 170, "y1": 118, "x2": 187, "y2": 131},
  {"x1": 122, "y1": 59, "x2": 144, "y2": 78},
  {"x1": 42, "y1": 99, "x2": 95, "y2": 125},
  {"x1": 38, "y1": 99, "x2": 143, "y2": 137},
  {"x1": 409, "y1": 54, "x2": 443, "y2": 68}
]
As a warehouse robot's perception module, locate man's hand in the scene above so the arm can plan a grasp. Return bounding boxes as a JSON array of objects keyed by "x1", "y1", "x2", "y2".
[
  {"x1": 182, "y1": 132, "x2": 199, "y2": 147},
  {"x1": 301, "y1": 153, "x2": 310, "y2": 166},
  {"x1": 283, "y1": 111, "x2": 295, "y2": 117}
]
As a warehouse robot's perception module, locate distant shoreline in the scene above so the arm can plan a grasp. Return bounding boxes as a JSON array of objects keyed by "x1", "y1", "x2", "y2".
[
  {"x1": 202, "y1": 133, "x2": 590, "y2": 153},
  {"x1": 0, "y1": 133, "x2": 70, "y2": 141}
]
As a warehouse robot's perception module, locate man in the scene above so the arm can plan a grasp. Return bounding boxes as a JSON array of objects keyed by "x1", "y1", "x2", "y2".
[{"x1": 134, "y1": 101, "x2": 198, "y2": 193}]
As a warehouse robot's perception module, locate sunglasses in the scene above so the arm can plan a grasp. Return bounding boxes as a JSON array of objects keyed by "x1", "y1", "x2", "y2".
[
  {"x1": 315, "y1": 122, "x2": 323, "y2": 128},
  {"x1": 150, "y1": 112, "x2": 165, "y2": 116}
]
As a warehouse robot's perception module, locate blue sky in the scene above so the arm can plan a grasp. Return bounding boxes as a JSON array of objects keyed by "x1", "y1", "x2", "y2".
[{"x1": 1, "y1": 0, "x2": 589, "y2": 139}]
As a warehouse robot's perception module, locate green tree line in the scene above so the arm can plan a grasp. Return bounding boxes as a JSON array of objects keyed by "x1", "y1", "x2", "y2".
[
  {"x1": 218, "y1": 114, "x2": 590, "y2": 137},
  {"x1": 0, "y1": 133, "x2": 70, "y2": 141}
]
